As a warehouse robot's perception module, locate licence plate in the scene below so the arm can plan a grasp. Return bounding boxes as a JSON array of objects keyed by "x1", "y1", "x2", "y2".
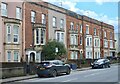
[{"x1": 40, "y1": 68, "x2": 45, "y2": 70}]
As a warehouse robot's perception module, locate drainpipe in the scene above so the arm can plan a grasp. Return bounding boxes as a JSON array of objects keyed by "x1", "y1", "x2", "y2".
[{"x1": 82, "y1": 16, "x2": 85, "y2": 59}]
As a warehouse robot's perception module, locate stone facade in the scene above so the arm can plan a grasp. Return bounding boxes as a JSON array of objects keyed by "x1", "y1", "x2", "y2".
[{"x1": 0, "y1": 1, "x2": 23, "y2": 62}]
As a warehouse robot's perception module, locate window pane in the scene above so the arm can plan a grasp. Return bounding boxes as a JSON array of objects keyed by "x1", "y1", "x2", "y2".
[
  {"x1": 42, "y1": 14, "x2": 46, "y2": 24},
  {"x1": 16, "y1": 7, "x2": 21, "y2": 19},
  {"x1": 14, "y1": 51, "x2": 19, "y2": 62},
  {"x1": 7, "y1": 51, "x2": 11, "y2": 62},
  {"x1": 13, "y1": 25, "x2": 19, "y2": 43},
  {"x1": 80, "y1": 37, "x2": 82, "y2": 45},
  {"x1": 31, "y1": 11, "x2": 35, "y2": 22},
  {"x1": 53, "y1": 17, "x2": 56, "y2": 27},
  {"x1": 7, "y1": 25, "x2": 11, "y2": 43},
  {"x1": 86, "y1": 25, "x2": 89, "y2": 34},
  {"x1": 80, "y1": 25, "x2": 82, "y2": 33},
  {"x1": 94, "y1": 28, "x2": 96, "y2": 35},
  {"x1": 14, "y1": 35, "x2": 18, "y2": 42},
  {"x1": 87, "y1": 38, "x2": 89, "y2": 46},
  {"x1": 36, "y1": 29, "x2": 39, "y2": 44},
  {"x1": 70, "y1": 22, "x2": 74, "y2": 30},
  {"x1": 60, "y1": 19, "x2": 64, "y2": 28},
  {"x1": 41, "y1": 29, "x2": 45, "y2": 44},
  {"x1": 1, "y1": 3, "x2": 7, "y2": 16}
]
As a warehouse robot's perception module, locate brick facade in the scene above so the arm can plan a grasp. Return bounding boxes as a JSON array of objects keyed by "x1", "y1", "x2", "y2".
[{"x1": 0, "y1": 1, "x2": 116, "y2": 62}]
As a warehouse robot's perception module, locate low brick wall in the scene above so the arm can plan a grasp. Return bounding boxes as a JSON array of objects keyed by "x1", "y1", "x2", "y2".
[
  {"x1": 0, "y1": 62, "x2": 39, "y2": 79},
  {"x1": 1, "y1": 67, "x2": 25, "y2": 79}
]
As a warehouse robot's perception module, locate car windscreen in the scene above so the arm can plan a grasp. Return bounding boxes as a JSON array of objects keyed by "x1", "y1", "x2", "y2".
[{"x1": 94, "y1": 59, "x2": 104, "y2": 63}]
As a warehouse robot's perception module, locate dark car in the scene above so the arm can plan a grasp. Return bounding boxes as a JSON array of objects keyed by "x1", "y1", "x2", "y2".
[
  {"x1": 36, "y1": 60, "x2": 71, "y2": 77},
  {"x1": 91, "y1": 59, "x2": 110, "y2": 69}
]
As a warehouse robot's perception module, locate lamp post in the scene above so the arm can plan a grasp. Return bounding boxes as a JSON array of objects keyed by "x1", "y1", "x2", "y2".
[{"x1": 55, "y1": 47, "x2": 58, "y2": 58}]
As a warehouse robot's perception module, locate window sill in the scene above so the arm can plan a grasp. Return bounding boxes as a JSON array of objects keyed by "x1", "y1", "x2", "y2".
[{"x1": 4, "y1": 42, "x2": 20, "y2": 45}]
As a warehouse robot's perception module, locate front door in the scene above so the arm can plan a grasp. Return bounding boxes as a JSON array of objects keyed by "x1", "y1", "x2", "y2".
[{"x1": 30, "y1": 52, "x2": 35, "y2": 62}]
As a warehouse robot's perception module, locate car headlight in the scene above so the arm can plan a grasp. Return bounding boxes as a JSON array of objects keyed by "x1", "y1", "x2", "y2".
[
  {"x1": 91, "y1": 63, "x2": 93, "y2": 65},
  {"x1": 98, "y1": 62, "x2": 103, "y2": 65}
]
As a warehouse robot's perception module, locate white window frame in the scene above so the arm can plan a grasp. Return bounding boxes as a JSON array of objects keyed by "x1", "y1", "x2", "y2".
[
  {"x1": 7, "y1": 51, "x2": 11, "y2": 62},
  {"x1": 104, "y1": 31, "x2": 107, "y2": 37},
  {"x1": 53, "y1": 16, "x2": 57, "y2": 27},
  {"x1": 35, "y1": 28, "x2": 46, "y2": 45},
  {"x1": 87, "y1": 38, "x2": 89, "y2": 46},
  {"x1": 70, "y1": 34, "x2": 78, "y2": 45},
  {"x1": 60, "y1": 19, "x2": 64, "y2": 29},
  {"x1": 94, "y1": 28, "x2": 96, "y2": 35},
  {"x1": 80, "y1": 36, "x2": 82, "y2": 45},
  {"x1": 41, "y1": 29, "x2": 46, "y2": 45},
  {"x1": 56, "y1": 32, "x2": 64, "y2": 43},
  {"x1": 42, "y1": 13, "x2": 46, "y2": 24},
  {"x1": 70, "y1": 35, "x2": 74, "y2": 45},
  {"x1": 90, "y1": 38, "x2": 92, "y2": 46},
  {"x1": 86, "y1": 25, "x2": 89, "y2": 34},
  {"x1": 86, "y1": 51, "x2": 92, "y2": 59},
  {"x1": 76, "y1": 24, "x2": 79, "y2": 30},
  {"x1": 86, "y1": 37, "x2": 92, "y2": 46},
  {"x1": 70, "y1": 22, "x2": 74, "y2": 30},
  {"x1": 6, "y1": 24, "x2": 12, "y2": 43},
  {"x1": 70, "y1": 51, "x2": 74, "y2": 59},
  {"x1": 35, "y1": 28, "x2": 40, "y2": 45},
  {"x1": 16, "y1": 7, "x2": 22, "y2": 19},
  {"x1": 14, "y1": 51, "x2": 19, "y2": 62},
  {"x1": 31, "y1": 11, "x2": 36, "y2": 23},
  {"x1": 80, "y1": 25, "x2": 82, "y2": 33},
  {"x1": 1, "y1": 2, "x2": 7, "y2": 17},
  {"x1": 110, "y1": 32, "x2": 113, "y2": 39},
  {"x1": 70, "y1": 51, "x2": 78, "y2": 59},
  {"x1": 13, "y1": 25, "x2": 19, "y2": 43},
  {"x1": 104, "y1": 39, "x2": 108, "y2": 48}
]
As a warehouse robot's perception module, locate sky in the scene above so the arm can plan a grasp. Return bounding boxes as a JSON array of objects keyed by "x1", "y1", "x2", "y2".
[{"x1": 44, "y1": 0, "x2": 119, "y2": 33}]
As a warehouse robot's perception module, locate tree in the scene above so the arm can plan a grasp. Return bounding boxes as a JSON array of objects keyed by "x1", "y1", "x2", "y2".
[
  {"x1": 118, "y1": 52, "x2": 120, "y2": 56},
  {"x1": 42, "y1": 40, "x2": 67, "y2": 60}
]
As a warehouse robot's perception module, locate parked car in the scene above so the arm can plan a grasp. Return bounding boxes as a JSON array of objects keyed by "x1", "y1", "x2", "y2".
[
  {"x1": 36, "y1": 60, "x2": 71, "y2": 77},
  {"x1": 91, "y1": 59, "x2": 110, "y2": 69}
]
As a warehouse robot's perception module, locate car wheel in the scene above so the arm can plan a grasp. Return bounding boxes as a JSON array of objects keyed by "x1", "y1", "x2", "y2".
[
  {"x1": 66, "y1": 68, "x2": 70, "y2": 75},
  {"x1": 52, "y1": 70, "x2": 57, "y2": 77},
  {"x1": 38, "y1": 74, "x2": 42, "y2": 78},
  {"x1": 108, "y1": 65, "x2": 110, "y2": 68},
  {"x1": 92, "y1": 66, "x2": 94, "y2": 69}
]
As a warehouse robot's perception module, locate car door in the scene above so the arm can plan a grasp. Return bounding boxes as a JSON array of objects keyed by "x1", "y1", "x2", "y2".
[{"x1": 58, "y1": 61, "x2": 67, "y2": 73}]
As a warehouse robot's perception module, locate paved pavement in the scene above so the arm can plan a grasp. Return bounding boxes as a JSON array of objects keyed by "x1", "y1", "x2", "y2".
[{"x1": 0, "y1": 67, "x2": 91, "y2": 83}]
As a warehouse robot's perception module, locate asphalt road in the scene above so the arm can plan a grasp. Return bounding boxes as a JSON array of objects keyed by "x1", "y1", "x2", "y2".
[{"x1": 16, "y1": 64, "x2": 119, "y2": 83}]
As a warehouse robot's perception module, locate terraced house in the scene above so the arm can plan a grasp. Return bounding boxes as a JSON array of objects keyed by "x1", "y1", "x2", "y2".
[
  {"x1": 66, "y1": 11, "x2": 83, "y2": 61},
  {"x1": 22, "y1": 1, "x2": 48, "y2": 63},
  {"x1": 0, "y1": 0, "x2": 116, "y2": 63},
  {"x1": 0, "y1": 1, "x2": 23, "y2": 62}
]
